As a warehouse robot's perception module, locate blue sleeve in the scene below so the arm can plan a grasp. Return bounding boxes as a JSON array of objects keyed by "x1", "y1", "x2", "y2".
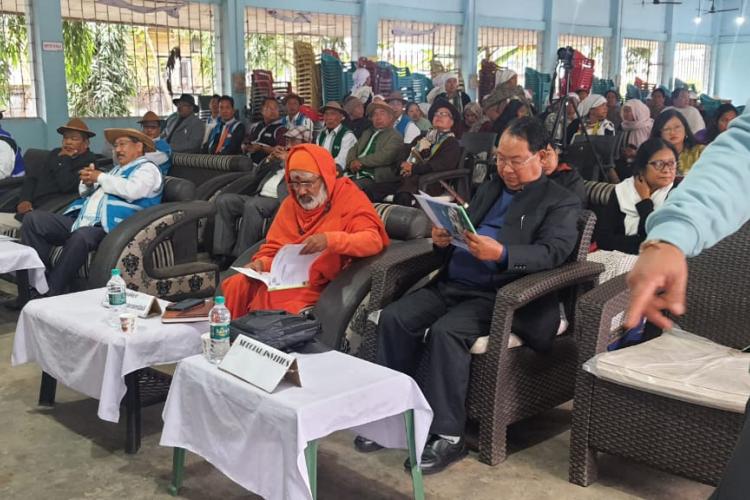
[{"x1": 646, "y1": 104, "x2": 750, "y2": 257}]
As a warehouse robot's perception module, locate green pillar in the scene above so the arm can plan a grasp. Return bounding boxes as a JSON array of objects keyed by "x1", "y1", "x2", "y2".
[
  {"x1": 360, "y1": 0, "x2": 379, "y2": 59},
  {"x1": 220, "y1": 0, "x2": 247, "y2": 110},
  {"x1": 29, "y1": 0, "x2": 69, "y2": 148},
  {"x1": 461, "y1": 0, "x2": 478, "y2": 101}
]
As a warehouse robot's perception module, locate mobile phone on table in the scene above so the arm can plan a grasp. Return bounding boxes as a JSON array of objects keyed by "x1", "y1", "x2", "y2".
[{"x1": 165, "y1": 298, "x2": 205, "y2": 312}]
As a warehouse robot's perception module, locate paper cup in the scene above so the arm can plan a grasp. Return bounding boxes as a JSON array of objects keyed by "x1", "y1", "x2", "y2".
[
  {"x1": 201, "y1": 332, "x2": 211, "y2": 359},
  {"x1": 119, "y1": 313, "x2": 137, "y2": 334}
]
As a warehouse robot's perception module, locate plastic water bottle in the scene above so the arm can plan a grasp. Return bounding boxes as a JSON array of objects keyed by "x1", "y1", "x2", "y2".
[
  {"x1": 209, "y1": 296, "x2": 231, "y2": 364},
  {"x1": 106, "y1": 269, "x2": 127, "y2": 328}
]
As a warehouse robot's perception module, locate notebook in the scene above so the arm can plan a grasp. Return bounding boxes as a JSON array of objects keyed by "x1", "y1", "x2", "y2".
[{"x1": 161, "y1": 299, "x2": 213, "y2": 323}]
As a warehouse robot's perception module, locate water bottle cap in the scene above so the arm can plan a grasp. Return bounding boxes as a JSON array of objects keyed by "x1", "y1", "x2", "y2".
[
  {"x1": 111, "y1": 269, "x2": 120, "y2": 276},
  {"x1": 215, "y1": 296, "x2": 225, "y2": 305}
]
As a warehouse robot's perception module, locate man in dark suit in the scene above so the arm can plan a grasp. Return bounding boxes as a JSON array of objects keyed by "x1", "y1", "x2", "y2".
[{"x1": 357, "y1": 116, "x2": 581, "y2": 474}]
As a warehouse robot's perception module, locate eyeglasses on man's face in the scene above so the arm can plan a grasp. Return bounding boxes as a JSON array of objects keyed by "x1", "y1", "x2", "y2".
[
  {"x1": 288, "y1": 176, "x2": 322, "y2": 190},
  {"x1": 647, "y1": 159, "x2": 678, "y2": 172},
  {"x1": 496, "y1": 152, "x2": 537, "y2": 170}
]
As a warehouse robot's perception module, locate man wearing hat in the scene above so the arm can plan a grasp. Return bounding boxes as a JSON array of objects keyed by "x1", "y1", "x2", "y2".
[
  {"x1": 213, "y1": 125, "x2": 311, "y2": 264},
  {"x1": 0, "y1": 109, "x2": 24, "y2": 181},
  {"x1": 280, "y1": 93, "x2": 313, "y2": 135},
  {"x1": 345, "y1": 101, "x2": 403, "y2": 201},
  {"x1": 317, "y1": 102, "x2": 357, "y2": 174},
  {"x1": 138, "y1": 111, "x2": 172, "y2": 175},
  {"x1": 220, "y1": 144, "x2": 389, "y2": 319},
  {"x1": 204, "y1": 95, "x2": 245, "y2": 156},
  {"x1": 343, "y1": 96, "x2": 372, "y2": 139},
  {"x1": 0, "y1": 118, "x2": 98, "y2": 233},
  {"x1": 386, "y1": 91, "x2": 421, "y2": 144},
  {"x1": 162, "y1": 93, "x2": 205, "y2": 153},
  {"x1": 21, "y1": 128, "x2": 163, "y2": 296}
]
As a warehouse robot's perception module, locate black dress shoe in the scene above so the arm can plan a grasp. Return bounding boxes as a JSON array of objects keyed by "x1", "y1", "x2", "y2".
[
  {"x1": 404, "y1": 436, "x2": 468, "y2": 475},
  {"x1": 353, "y1": 435, "x2": 384, "y2": 453}
]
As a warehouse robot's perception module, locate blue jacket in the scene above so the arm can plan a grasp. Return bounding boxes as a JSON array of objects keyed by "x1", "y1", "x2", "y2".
[
  {"x1": 153, "y1": 138, "x2": 172, "y2": 176},
  {"x1": 65, "y1": 157, "x2": 163, "y2": 233},
  {"x1": 647, "y1": 105, "x2": 750, "y2": 257}
]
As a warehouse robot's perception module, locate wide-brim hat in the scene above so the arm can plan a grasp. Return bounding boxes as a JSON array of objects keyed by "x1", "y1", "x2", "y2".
[
  {"x1": 172, "y1": 93, "x2": 199, "y2": 112},
  {"x1": 104, "y1": 128, "x2": 156, "y2": 153},
  {"x1": 385, "y1": 91, "x2": 407, "y2": 104},
  {"x1": 366, "y1": 101, "x2": 396, "y2": 119},
  {"x1": 57, "y1": 117, "x2": 96, "y2": 138},
  {"x1": 428, "y1": 100, "x2": 460, "y2": 125},
  {"x1": 320, "y1": 101, "x2": 349, "y2": 120},
  {"x1": 137, "y1": 111, "x2": 161, "y2": 125}
]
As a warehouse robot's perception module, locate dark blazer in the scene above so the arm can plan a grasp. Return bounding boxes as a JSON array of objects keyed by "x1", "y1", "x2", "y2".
[
  {"x1": 594, "y1": 177, "x2": 682, "y2": 255},
  {"x1": 436, "y1": 175, "x2": 582, "y2": 350},
  {"x1": 548, "y1": 165, "x2": 587, "y2": 207},
  {"x1": 18, "y1": 148, "x2": 98, "y2": 209}
]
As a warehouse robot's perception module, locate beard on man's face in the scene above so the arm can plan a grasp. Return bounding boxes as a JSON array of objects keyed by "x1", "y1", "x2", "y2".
[{"x1": 296, "y1": 185, "x2": 328, "y2": 210}]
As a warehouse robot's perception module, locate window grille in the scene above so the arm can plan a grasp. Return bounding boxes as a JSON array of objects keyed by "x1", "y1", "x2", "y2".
[
  {"x1": 0, "y1": 0, "x2": 37, "y2": 118},
  {"x1": 621, "y1": 38, "x2": 663, "y2": 93},
  {"x1": 244, "y1": 8, "x2": 358, "y2": 86},
  {"x1": 673, "y1": 42, "x2": 711, "y2": 93},
  {"x1": 60, "y1": 0, "x2": 219, "y2": 117},
  {"x1": 558, "y1": 33, "x2": 609, "y2": 78},
  {"x1": 478, "y1": 27, "x2": 540, "y2": 87},
  {"x1": 378, "y1": 19, "x2": 461, "y2": 75}
]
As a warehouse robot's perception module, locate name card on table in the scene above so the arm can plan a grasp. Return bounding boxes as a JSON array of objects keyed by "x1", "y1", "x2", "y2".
[
  {"x1": 219, "y1": 335, "x2": 302, "y2": 393},
  {"x1": 101, "y1": 289, "x2": 162, "y2": 318}
]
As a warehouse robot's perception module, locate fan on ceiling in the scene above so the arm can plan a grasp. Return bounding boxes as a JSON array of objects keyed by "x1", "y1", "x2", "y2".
[
  {"x1": 700, "y1": 0, "x2": 740, "y2": 14},
  {"x1": 641, "y1": 0, "x2": 683, "y2": 5}
]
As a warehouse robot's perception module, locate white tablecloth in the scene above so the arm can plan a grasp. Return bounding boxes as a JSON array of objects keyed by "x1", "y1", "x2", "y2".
[
  {"x1": 11, "y1": 288, "x2": 208, "y2": 422},
  {"x1": 0, "y1": 240, "x2": 48, "y2": 294},
  {"x1": 160, "y1": 352, "x2": 433, "y2": 500}
]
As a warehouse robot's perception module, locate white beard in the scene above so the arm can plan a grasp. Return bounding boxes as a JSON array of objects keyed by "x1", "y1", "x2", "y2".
[{"x1": 297, "y1": 185, "x2": 328, "y2": 210}]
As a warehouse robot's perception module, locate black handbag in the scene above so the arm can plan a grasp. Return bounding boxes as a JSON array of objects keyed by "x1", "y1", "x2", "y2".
[{"x1": 228, "y1": 310, "x2": 321, "y2": 352}]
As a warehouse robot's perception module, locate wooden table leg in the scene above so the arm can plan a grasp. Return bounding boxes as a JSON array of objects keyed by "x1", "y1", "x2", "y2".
[
  {"x1": 404, "y1": 410, "x2": 425, "y2": 500},
  {"x1": 38, "y1": 371, "x2": 57, "y2": 407},
  {"x1": 124, "y1": 370, "x2": 142, "y2": 454},
  {"x1": 168, "y1": 447, "x2": 186, "y2": 496},
  {"x1": 304, "y1": 440, "x2": 319, "y2": 500}
]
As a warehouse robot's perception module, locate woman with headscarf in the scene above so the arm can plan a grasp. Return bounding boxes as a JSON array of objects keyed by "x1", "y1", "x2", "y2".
[
  {"x1": 462, "y1": 102, "x2": 489, "y2": 134},
  {"x1": 495, "y1": 69, "x2": 518, "y2": 89},
  {"x1": 697, "y1": 103, "x2": 738, "y2": 144},
  {"x1": 220, "y1": 144, "x2": 389, "y2": 318},
  {"x1": 614, "y1": 99, "x2": 654, "y2": 179},
  {"x1": 394, "y1": 102, "x2": 462, "y2": 206},
  {"x1": 575, "y1": 94, "x2": 616, "y2": 138},
  {"x1": 432, "y1": 73, "x2": 471, "y2": 113},
  {"x1": 350, "y1": 67, "x2": 374, "y2": 105}
]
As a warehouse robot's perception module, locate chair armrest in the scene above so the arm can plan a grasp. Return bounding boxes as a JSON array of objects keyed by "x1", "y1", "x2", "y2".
[
  {"x1": 368, "y1": 238, "x2": 441, "y2": 309},
  {"x1": 0, "y1": 186, "x2": 20, "y2": 211},
  {"x1": 482, "y1": 261, "x2": 605, "y2": 359},
  {"x1": 194, "y1": 171, "x2": 248, "y2": 200},
  {"x1": 417, "y1": 168, "x2": 471, "y2": 189},
  {"x1": 88, "y1": 201, "x2": 216, "y2": 288},
  {"x1": 0, "y1": 176, "x2": 24, "y2": 191},
  {"x1": 574, "y1": 273, "x2": 631, "y2": 363}
]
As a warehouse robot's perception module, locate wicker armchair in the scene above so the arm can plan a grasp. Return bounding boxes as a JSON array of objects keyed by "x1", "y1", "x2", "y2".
[
  {"x1": 359, "y1": 210, "x2": 604, "y2": 465},
  {"x1": 569, "y1": 222, "x2": 750, "y2": 487}
]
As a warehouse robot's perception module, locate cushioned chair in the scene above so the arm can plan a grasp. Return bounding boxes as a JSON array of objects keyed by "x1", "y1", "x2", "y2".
[
  {"x1": 358, "y1": 210, "x2": 604, "y2": 465},
  {"x1": 569, "y1": 221, "x2": 750, "y2": 488},
  {"x1": 48, "y1": 177, "x2": 219, "y2": 300},
  {"x1": 416, "y1": 147, "x2": 471, "y2": 204},
  {"x1": 220, "y1": 203, "x2": 432, "y2": 350},
  {"x1": 460, "y1": 132, "x2": 497, "y2": 189},
  {"x1": 170, "y1": 152, "x2": 253, "y2": 199}
]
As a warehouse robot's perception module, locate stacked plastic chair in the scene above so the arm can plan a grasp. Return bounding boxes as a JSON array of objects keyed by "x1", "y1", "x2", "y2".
[
  {"x1": 524, "y1": 67, "x2": 552, "y2": 113},
  {"x1": 410, "y1": 73, "x2": 433, "y2": 103},
  {"x1": 700, "y1": 94, "x2": 722, "y2": 119},
  {"x1": 479, "y1": 59, "x2": 499, "y2": 103},
  {"x1": 250, "y1": 70, "x2": 274, "y2": 122},
  {"x1": 374, "y1": 62, "x2": 395, "y2": 96},
  {"x1": 320, "y1": 52, "x2": 345, "y2": 104},
  {"x1": 293, "y1": 41, "x2": 320, "y2": 111}
]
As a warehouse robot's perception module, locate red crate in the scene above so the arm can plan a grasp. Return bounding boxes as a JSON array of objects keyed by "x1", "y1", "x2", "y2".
[{"x1": 560, "y1": 50, "x2": 594, "y2": 94}]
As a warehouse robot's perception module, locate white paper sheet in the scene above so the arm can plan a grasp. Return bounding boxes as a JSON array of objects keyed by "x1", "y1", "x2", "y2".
[{"x1": 232, "y1": 244, "x2": 322, "y2": 291}]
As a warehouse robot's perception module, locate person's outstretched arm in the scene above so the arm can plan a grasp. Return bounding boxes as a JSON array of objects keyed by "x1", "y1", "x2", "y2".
[{"x1": 626, "y1": 108, "x2": 750, "y2": 329}]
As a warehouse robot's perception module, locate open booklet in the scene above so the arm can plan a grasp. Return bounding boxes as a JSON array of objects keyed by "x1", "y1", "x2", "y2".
[
  {"x1": 232, "y1": 243, "x2": 322, "y2": 291},
  {"x1": 414, "y1": 191, "x2": 476, "y2": 250}
]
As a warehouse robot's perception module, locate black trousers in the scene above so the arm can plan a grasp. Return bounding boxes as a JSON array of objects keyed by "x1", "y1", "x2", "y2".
[
  {"x1": 710, "y1": 397, "x2": 750, "y2": 500},
  {"x1": 376, "y1": 281, "x2": 495, "y2": 435},
  {"x1": 21, "y1": 211, "x2": 106, "y2": 296},
  {"x1": 353, "y1": 178, "x2": 400, "y2": 202}
]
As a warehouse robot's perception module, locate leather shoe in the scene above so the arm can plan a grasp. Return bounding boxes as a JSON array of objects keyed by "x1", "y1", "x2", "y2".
[
  {"x1": 353, "y1": 435, "x2": 384, "y2": 453},
  {"x1": 404, "y1": 436, "x2": 468, "y2": 475}
]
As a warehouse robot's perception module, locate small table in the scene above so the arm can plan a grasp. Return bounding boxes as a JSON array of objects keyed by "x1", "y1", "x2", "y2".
[
  {"x1": 12, "y1": 288, "x2": 208, "y2": 453},
  {"x1": 0, "y1": 239, "x2": 48, "y2": 305},
  {"x1": 160, "y1": 352, "x2": 433, "y2": 500}
]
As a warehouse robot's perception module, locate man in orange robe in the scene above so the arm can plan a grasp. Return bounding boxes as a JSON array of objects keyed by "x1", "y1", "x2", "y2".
[{"x1": 221, "y1": 143, "x2": 390, "y2": 318}]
